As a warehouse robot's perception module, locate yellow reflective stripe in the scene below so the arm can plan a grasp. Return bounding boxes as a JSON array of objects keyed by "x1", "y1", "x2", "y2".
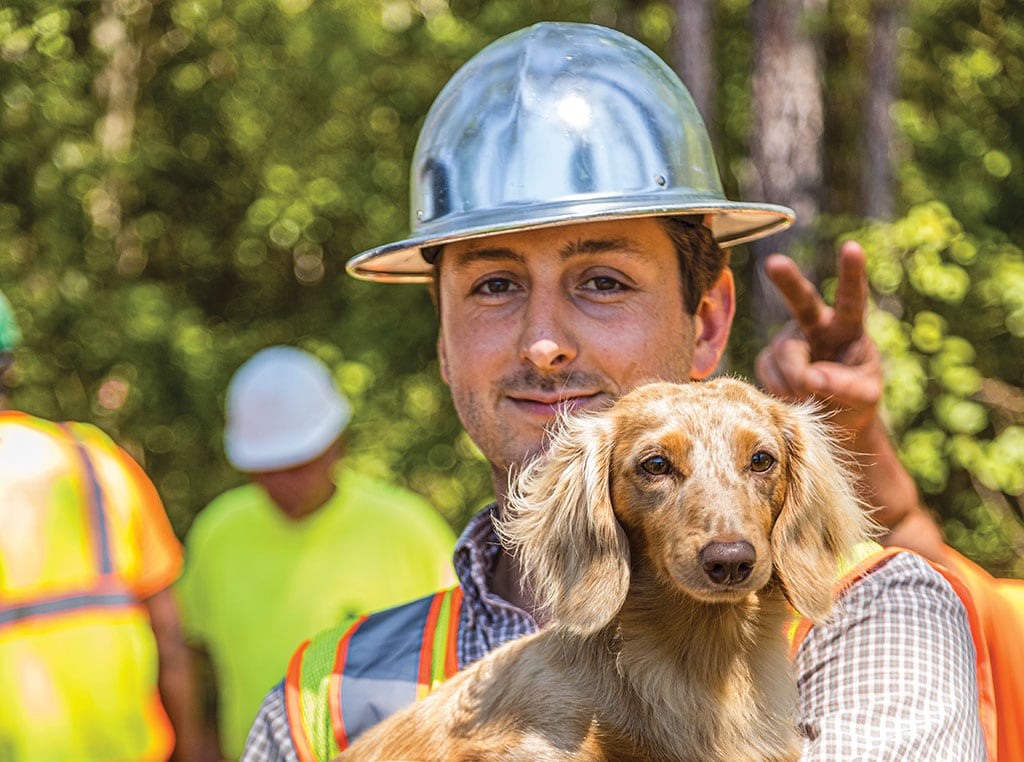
[
  {"x1": 785, "y1": 616, "x2": 800, "y2": 644},
  {"x1": 295, "y1": 618, "x2": 361, "y2": 762},
  {"x1": 835, "y1": 540, "x2": 884, "y2": 579},
  {"x1": 430, "y1": 588, "x2": 456, "y2": 691},
  {"x1": 786, "y1": 541, "x2": 885, "y2": 653}
]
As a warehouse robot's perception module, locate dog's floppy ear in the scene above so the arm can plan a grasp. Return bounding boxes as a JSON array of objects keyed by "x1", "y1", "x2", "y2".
[
  {"x1": 770, "y1": 401, "x2": 878, "y2": 622},
  {"x1": 499, "y1": 411, "x2": 630, "y2": 636}
]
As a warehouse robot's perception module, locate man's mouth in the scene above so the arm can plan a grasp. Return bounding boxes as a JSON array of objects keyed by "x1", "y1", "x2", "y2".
[{"x1": 507, "y1": 392, "x2": 605, "y2": 418}]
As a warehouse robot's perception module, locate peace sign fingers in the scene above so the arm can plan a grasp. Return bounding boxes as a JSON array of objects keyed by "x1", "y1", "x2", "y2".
[{"x1": 763, "y1": 240, "x2": 869, "y2": 362}]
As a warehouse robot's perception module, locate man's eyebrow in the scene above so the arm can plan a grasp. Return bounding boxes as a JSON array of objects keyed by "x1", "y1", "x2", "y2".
[
  {"x1": 446, "y1": 246, "x2": 525, "y2": 271},
  {"x1": 448, "y1": 236, "x2": 651, "y2": 270},
  {"x1": 558, "y1": 237, "x2": 647, "y2": 261}
]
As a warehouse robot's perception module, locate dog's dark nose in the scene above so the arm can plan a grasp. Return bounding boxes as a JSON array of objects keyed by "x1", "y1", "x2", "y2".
[{"x1": 700, "y1": 541, "x2": 756, "y2": 585}]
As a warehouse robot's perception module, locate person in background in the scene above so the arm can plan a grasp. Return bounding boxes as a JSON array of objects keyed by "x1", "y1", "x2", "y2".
[
  {"x1": 0, "y1": 288, "x2": 205, "y2": 761},
  {"x1": 177, "y1": 345, "x2": 457, "y2": 760},
  {"x1": 245, "y1": 24, "x2": 993, "y2": 761}
]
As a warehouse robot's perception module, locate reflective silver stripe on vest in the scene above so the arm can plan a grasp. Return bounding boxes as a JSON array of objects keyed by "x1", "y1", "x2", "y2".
[
  {"x1": 338, "y1": 593, "x2": 440, "y2": 744},
  {"x1": 59, "y1": 423, "x2": 114, "y2": 575},
  {"x1": 0, "y1": 590, "x2": 138, "y2": 627}
]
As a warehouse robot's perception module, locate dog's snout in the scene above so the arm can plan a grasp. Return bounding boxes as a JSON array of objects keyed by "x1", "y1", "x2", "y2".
[{"x1": 700, "y1": 541, "x2": 756, "y2": 585}]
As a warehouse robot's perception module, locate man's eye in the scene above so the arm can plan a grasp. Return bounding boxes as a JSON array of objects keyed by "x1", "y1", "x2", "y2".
[
  {"x1": 475, "y1": 278, "x2": 514, "y2": 295},
  {"x1": 582, "y1": 276, "x2": 624, "y2": 292}
]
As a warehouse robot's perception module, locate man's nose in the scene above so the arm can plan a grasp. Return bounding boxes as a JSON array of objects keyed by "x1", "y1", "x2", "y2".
[
  {"x1": 521, "y1": 338, "x2": 574, "y2": 370},
  {"x1": 518, "y1": 295, "x2": 577, "y2": 371}
]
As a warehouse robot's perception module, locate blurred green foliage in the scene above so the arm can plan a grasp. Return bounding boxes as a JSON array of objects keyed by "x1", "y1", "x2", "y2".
[
  {"x1": 824, "y1": 0, "x2": 1024, "y2": 576},
  {"x1": 1, "y1": 0, "x2": 1022, "y2": 576},
  {"x1": 897, "y1": 0, "x2": 1024, "y2": 235},
  {"x1": 853, "y1": 202, "x2": 1024, "y2": 577}
]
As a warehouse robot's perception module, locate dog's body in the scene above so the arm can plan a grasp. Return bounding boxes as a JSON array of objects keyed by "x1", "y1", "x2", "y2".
[{"x1": 339, "y1": 378, "x2": 877, "y2": 762}]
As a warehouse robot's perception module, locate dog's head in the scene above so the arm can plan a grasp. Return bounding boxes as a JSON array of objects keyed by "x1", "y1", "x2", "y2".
[{"x1": 500, "y1": 378, "x2": 877, "y2": 635}]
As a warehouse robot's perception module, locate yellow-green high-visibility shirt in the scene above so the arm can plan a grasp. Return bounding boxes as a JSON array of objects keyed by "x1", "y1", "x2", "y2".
[{"x1": 175, "y1": 467, "x2": 456, "y2": 759}]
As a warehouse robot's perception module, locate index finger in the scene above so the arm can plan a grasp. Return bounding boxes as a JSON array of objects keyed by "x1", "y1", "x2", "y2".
[{"x1": 762, "y1": 253, "x2": 827, "y2": 333}]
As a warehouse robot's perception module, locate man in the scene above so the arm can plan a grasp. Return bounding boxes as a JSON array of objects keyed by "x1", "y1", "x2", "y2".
[
  {"x1": 244, "y1": 24, "x2": 991, "y2": 761},
  {"x1": 176, "y1": 345, "x2": 457, "y2": 760},
  {"x1": 0, "y1": 289, "x2": 205, "y2": 761}
]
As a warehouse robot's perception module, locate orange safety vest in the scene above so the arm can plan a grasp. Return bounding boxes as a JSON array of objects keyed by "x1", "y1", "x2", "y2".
[
  {"x1": 285, "y1": 586, "x2": 463, "y2": 762},
  {"x1": 285, "y1": 547, "x2": 1002, "y2": 761},
  {"x1": 938, "y1": 547, "x2": 1024, "y2": 762},
  {"x1": 0, "y1": 414, "x2": 174, "y2": 761},
  {"x1": 787, "y1": 544, "x2": 999, "y2": 762}
]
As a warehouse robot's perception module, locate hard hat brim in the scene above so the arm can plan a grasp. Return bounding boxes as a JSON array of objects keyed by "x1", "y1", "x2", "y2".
[{"x1": 346, "y1": 200, "x2": 795, "y2": 283}]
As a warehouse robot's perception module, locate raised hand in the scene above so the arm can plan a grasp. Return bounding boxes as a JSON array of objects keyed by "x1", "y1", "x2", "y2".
[
  {"x1": 754, "y1": 240, "x2": 949, "y2": 556},
  {"x1": 754, "y1": 240, "x2": 883, "y2": 437}
]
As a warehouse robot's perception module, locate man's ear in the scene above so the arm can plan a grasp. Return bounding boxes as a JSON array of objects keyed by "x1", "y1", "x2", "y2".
[{"x1": 691, "y1": 267, "x2": 736, "y2": 380}]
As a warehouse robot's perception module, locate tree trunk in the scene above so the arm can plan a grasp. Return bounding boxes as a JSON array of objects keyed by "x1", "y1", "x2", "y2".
[
  {"x1": 862, "y1": 0, "x2": 904, "y2": 220},
  {"x1": 92, "y1": 0, "x2": 144, "y2": 276},
  {"x1": 671, "y1": 0, "x2": 715, "y2": 132},
  {"x1": 746, "y1": 0, "x2": 826, "y2": 336}
]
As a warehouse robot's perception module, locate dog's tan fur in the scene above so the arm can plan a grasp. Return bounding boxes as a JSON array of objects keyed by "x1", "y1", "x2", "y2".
[{"x1": 338, "y1": 378, "x2": 877, "y2": 762}]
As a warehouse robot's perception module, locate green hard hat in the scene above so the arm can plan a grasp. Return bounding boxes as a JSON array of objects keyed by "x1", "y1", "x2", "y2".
[{"x1": 0, "y1": 290, "x2": 22, "y2": 352}]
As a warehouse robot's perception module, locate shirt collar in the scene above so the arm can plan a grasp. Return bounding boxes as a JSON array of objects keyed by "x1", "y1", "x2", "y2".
[{"x1": 453, "y1": 502, "x2": 536, "y2": 621}]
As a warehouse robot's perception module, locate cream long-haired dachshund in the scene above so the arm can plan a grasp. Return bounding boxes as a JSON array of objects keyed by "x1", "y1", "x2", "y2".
[{"x1": 338, "y1": 378, "x2": 878, "y2": 762}]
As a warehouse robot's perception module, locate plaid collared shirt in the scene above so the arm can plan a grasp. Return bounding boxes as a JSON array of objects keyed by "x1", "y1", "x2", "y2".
[{"x1": 241, "y1": 505, "x2": 986, "y2": 761}]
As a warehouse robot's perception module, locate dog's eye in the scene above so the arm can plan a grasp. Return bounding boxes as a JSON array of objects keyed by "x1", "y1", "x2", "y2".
[
  {"x1": 750, "y1": 451, "x2": 775, "y2": 472},
  {"x1": 640, "y1": 455, "x2": 672, "y2": 475}
]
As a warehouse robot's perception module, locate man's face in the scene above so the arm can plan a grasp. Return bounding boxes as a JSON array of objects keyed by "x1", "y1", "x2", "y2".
[
  {"x1": 436, "y1": 218, "x2": 733, "y2": 482},
  {"x1": 250, "y1": 440, "x2": 342, "y2": 519}
]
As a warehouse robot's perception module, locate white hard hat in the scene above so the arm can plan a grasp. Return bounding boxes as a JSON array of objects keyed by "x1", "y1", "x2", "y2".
[
  {"x1": 346, "y1": 22, "x2": 794, "y2": 283},
  {"x1": 223, "y1": 346, "x2": 352, "y2": 472}
]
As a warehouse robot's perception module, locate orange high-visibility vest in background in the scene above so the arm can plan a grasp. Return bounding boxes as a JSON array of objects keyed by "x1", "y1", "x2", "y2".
[{"x1": 0, "y1": 413, "x2": 181, "y2": 761}]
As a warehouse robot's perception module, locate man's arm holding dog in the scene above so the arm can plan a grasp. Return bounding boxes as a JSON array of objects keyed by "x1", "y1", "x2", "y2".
[{"x1": 754, "y1": 241, "x2": 948, "y2": 561}]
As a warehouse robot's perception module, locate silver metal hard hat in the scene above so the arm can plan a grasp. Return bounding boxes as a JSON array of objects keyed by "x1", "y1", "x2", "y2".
[{"x1": 346, "y1": 22, "x2": 795, "y2": 283}]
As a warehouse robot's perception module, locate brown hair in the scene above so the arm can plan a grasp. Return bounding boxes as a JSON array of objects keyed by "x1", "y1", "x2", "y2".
[{"x1": 658, "y1": 216, "x2": 729, "y2": 314}]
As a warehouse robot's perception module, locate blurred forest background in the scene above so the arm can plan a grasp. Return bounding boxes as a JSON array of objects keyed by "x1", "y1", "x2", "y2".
[{"x1": 1, "y1": 0, "x2": 1022, "y2": 577}]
